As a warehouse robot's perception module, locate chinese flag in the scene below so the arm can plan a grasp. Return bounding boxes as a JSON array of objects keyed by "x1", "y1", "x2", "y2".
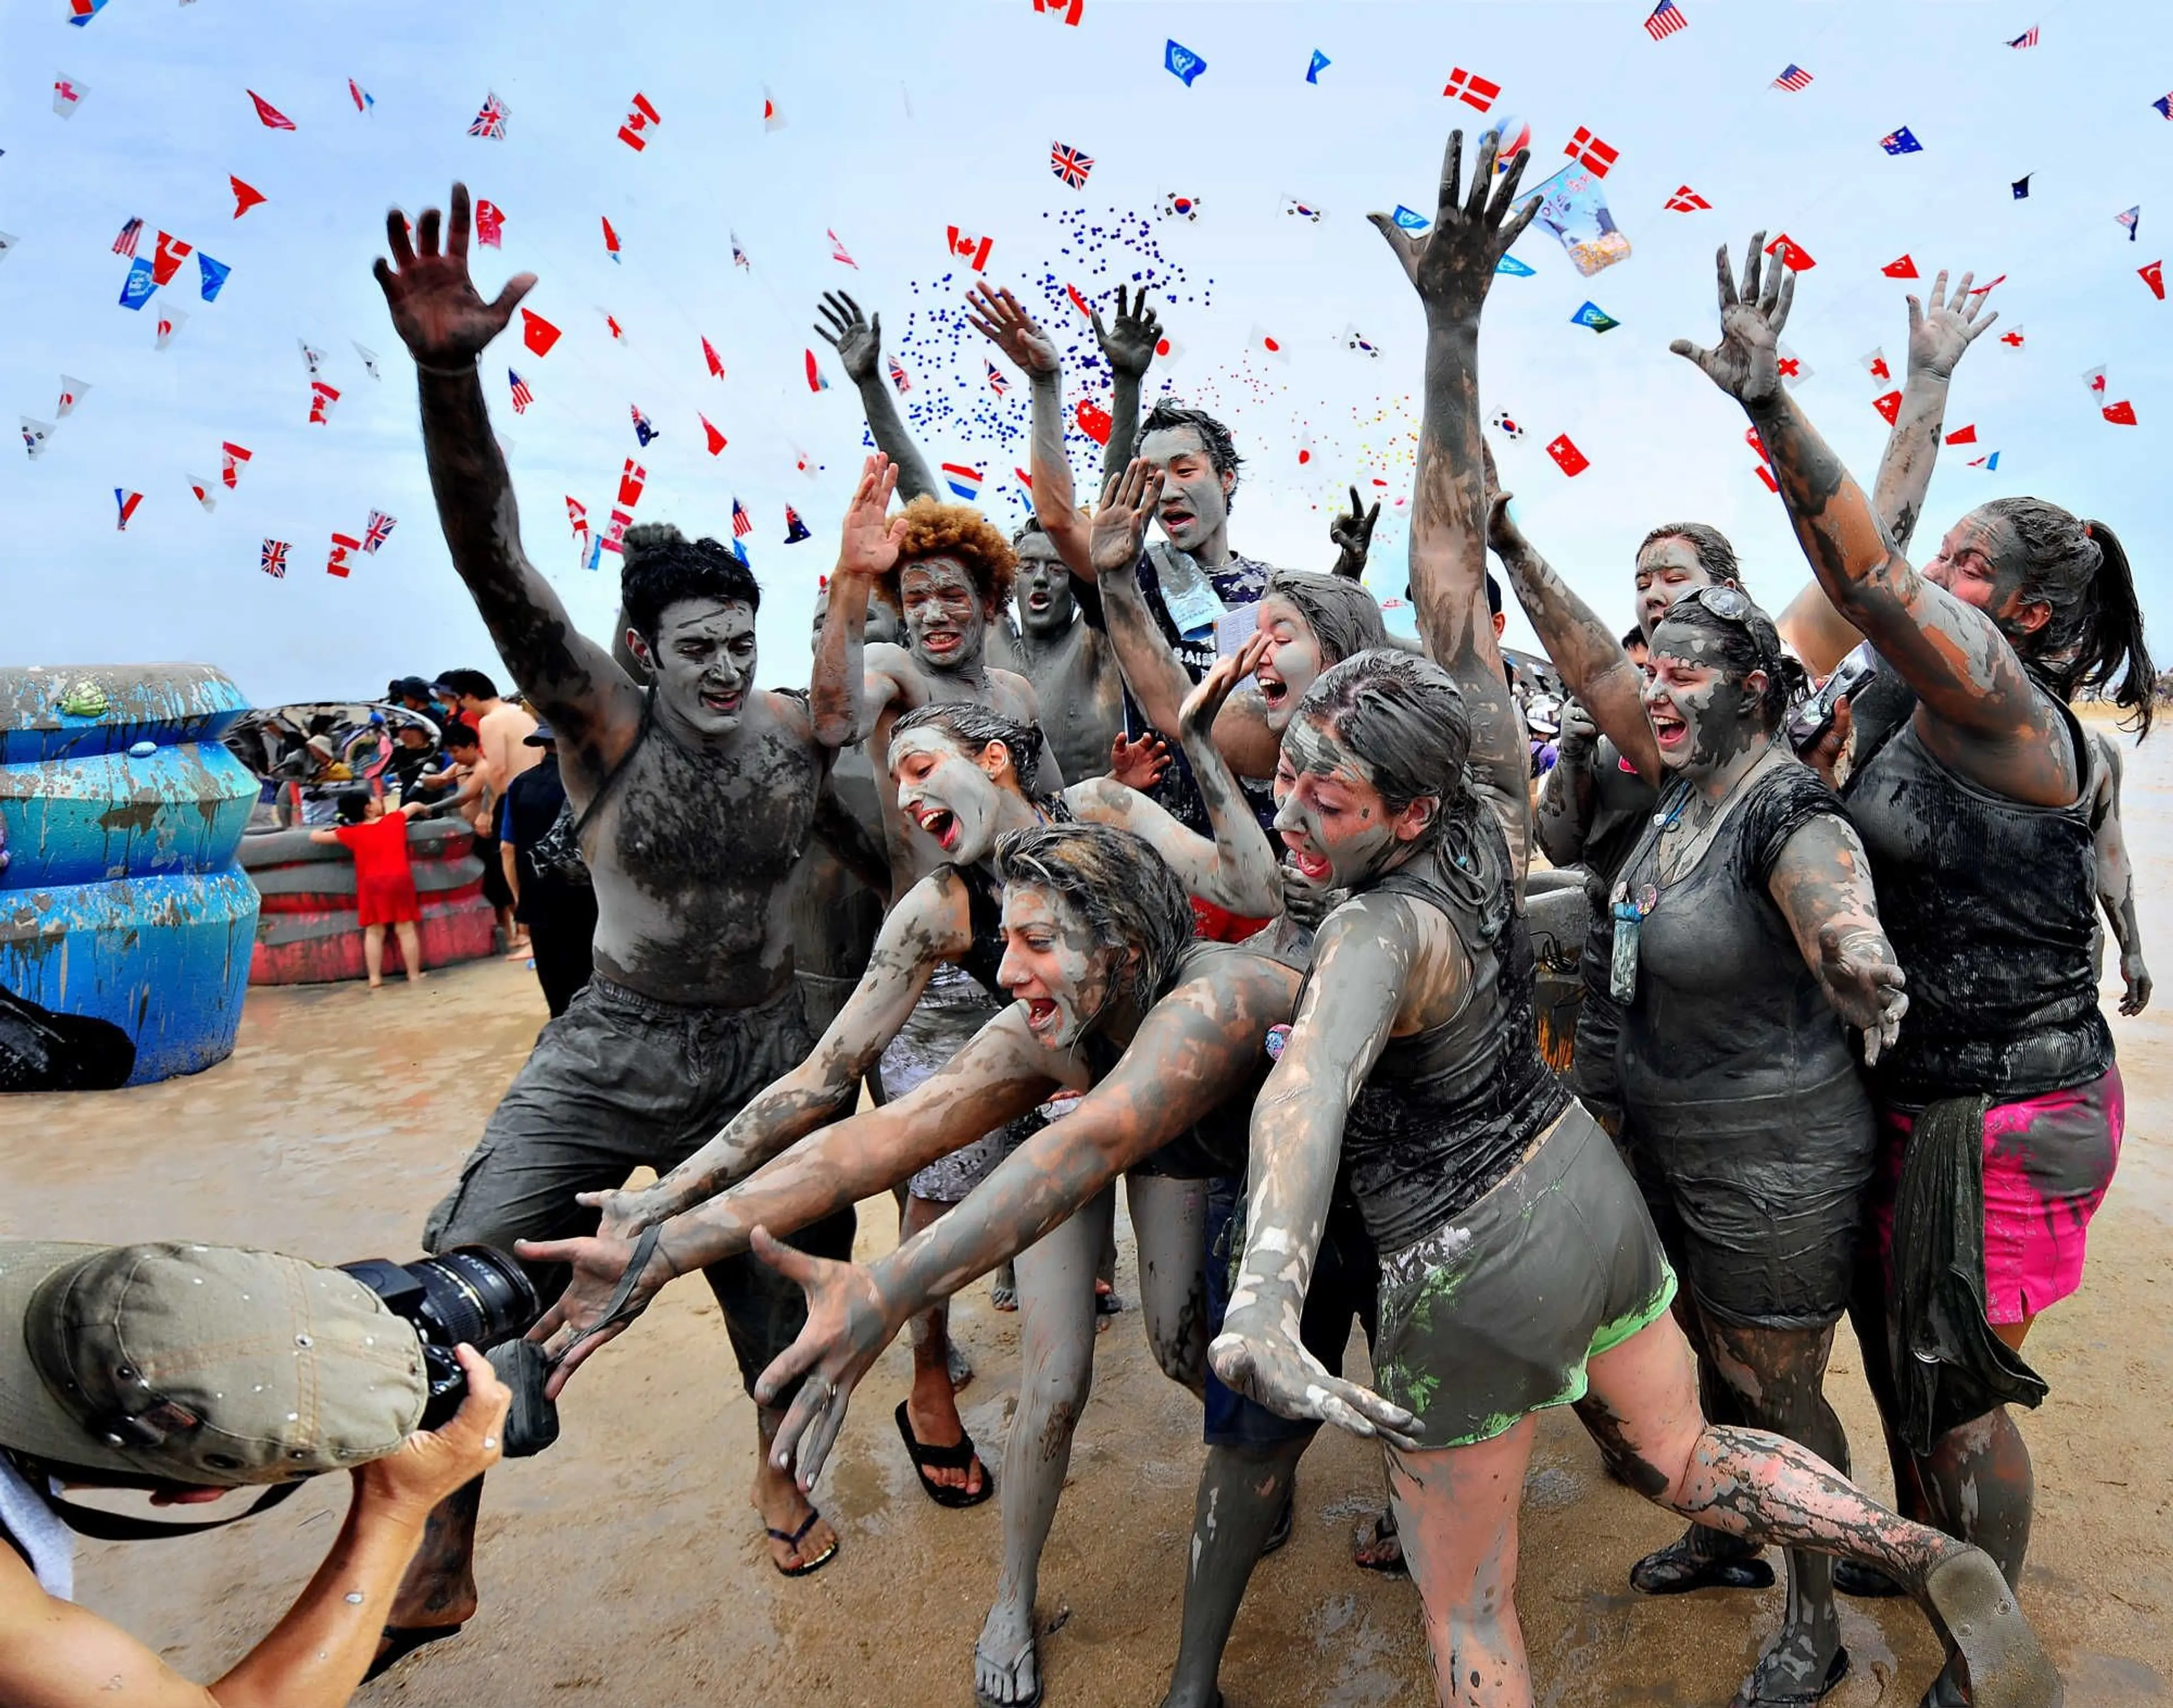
[
  {"x1": 247, "y1": 89, "x2": 296, "y2": 130},
  {"x1": 2103, "y1": 400, "x2": 2138, "y2": 426},
  {"x1": 1881, "y1": 254, "x2": 1918, "y2": 280},
  {"x1": 1873, "y1": 390, "x2": 1904, "y2": 425},
  {"x1": 1944, "y1": 424, "x2": 1978, "y2": 445},
  {"x1": 1754, "y1": 465, "x2": 1779, "y2": 493},
  {"x1": 1545, "y1": 433, "x2": 1590, "y2": 477},
  {"x1": 1076, "y1": 398, "x2": 1113, "y2": 445},
  {"x1": 2142, "y1": 260, "x2": 2167, "y2": 301},
  {"x1": 519, "y1": 308, "x2": 562, "y2": 357},
  {"x1": 230, "y1": 176, "x2": 267, "y2": 218},
  {"x1": 701, "y1": 414, "x2": 728, "y2": 455}
]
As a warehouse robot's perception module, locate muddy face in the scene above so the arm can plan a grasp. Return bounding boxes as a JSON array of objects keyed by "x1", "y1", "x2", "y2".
[
  {"x1": 900, "y1": 556, "x2": 989, "y2": 674},
  {"x1": 640, "y1": 596, "x2": 757, "y2": 739},
  {"x1": 1633, "y1": 535, "x2": 1723, "y2": 640},
  {"x1": 810, "y1": 586, "x2": 901, "y2": 653},
  {"x1": 1644, "y1": 620, "x2": 1763, "y2": 776},
  {"x1": 1272, "y1": 716, "x2": 1417, "y2": 890},
  {"x1": 888, "y1": 726, "x2": 1008, "y2": 864},
  {"x1": 1014, "y1": 536, "x2": 1075, "y2": 639},
  {"x1": 998, "y1": 883, "x2": 1123, "y2": 1049},
  {"x1": 1923, "y1": 509, "x2": 2046, "y2": 646},
  {"x1": 1138, "y1": 426, "x2": 1232, "y2": 557},
  {"x1": 1251, "y1": 595, "x2": 1325, "y2": 733}
]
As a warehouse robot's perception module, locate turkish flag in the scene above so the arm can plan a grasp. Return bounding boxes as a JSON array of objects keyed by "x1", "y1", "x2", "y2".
[
  {"x1": 519, "y1": 308, "x2": 561, "y2": 357},
  {"x1": 1763, "y1": 233, "x2": 1815, "y2": 272},
  {"x1": 1945, "y1": 424, "x2": 1978, "y2": 445},
  {"x1": 2103, "y1": 400, "x2": 2138, "y2": 426},
  {"x1": 1873, "y1": 390, "x2": 1904, "y2": 425},
  {"x1": 151, "y1": 231, "x2": 194, "y2": 286},
  {"x1": 247, "y1": 89, "x2": 295, "y2": 130},
  {"x1": 1881, "y1": 254, "x2": 1918, "y2": 280},
  {"x1": 701, "y1": 414, "x2": 728, "y2": 455},
  {"x1": 230, "y1": 176, "x2": 266, "y2": 218},
  {"x1": 2141, "y1": 260, "x2": 2167, "y2": 301},
  {"x1": 1545, "y1": 433, "x2": 1589, "y2": 477}
]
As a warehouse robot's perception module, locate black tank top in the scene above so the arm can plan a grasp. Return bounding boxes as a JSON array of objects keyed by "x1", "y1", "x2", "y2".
[
  {"x1": 954, "y1": 794, "x2": 1076, "y2": 995},
  {"x1": 1338, "y1": 808, "x2": 1571, "y2": 1252},
  {"x1": 1843, "y1": 679, "x2": 2111, "y2": 1105},
  {"x1": 1616, "y1": 761, "x2": 1863, "y2": 1117}
]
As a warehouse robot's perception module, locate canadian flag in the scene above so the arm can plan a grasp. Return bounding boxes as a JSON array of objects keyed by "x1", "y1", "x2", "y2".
[
  {"x1": 221, "y1": 441, "x2": 252, "y2": 487},
  {"x1": 947, "y1": 226, "x2": 994, "y2": 271},
  {"x1": 308, "y1": 380, "x2": 341, "y2": 424},
  {"x1": 1033, "y1": 0, "x2": 1084, "y2": 22},
  {"x1": 327, "y1": 533, "x2": 362, "y2": 578},
  {"x1": 566, "y1": 496, "x2": 590, "y2": 552},
  {"x1": 618, "y1": 91, "x2": 660, "y2": 151}
]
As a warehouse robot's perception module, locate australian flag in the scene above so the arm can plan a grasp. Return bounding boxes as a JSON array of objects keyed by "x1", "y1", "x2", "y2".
[
  {"x1": 1880, "y1": 126, "x2": 1922, "y2": 155},
  {"x1": 783, "y1": 505, "x2": 811, "y2": 544},
  {"x1": 631, "y1": 404, "x2": 659, "y2": 447}
]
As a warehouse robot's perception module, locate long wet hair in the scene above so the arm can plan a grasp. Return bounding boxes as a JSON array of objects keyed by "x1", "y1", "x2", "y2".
[
  {"x1": 994, "y1": 822, "x2": 1193, "y2": 1011},
  {"x1": 1638, "y1": 521, "x2": 1744, "y2": 590},
  {"x1": 888, "y1": 702, "x2": 1045, "y2": 794},
  {"x1": 1652, "y1": 594, "x2": 1809, "y2": 733},
  {"x1": 1263, "y1": 570, "x2": 1388, "y2": 666},
  {"x1": 1981, "y1": 499, "x2": 2155, "y2": 735}
]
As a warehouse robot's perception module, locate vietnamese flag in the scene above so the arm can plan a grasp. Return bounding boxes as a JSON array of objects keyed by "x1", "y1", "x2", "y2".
[
  {"x1": 1881, "y1": 254, "x2": 1918, "y2": 280},
  {"x1": 229, "y1": 176, "x2": 267, "y2": 218},
  {"x1": 701, "y1": 414, "x2": 728, "y2": 455},
  {"x1": 1873, "y1": 390, "x2": 1904, "y2": 425},
  {"x1": 247, "y1": 89, "x2": 296, "y2": 130},
  {"x1": 519, "y1": 308, "x2": 562, "y2": 357}
]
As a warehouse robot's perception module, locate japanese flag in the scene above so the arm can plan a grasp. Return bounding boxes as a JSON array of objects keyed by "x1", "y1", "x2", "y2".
[{"x1": 1248, "y1": 325, "x2": 1290, "y2": 363}]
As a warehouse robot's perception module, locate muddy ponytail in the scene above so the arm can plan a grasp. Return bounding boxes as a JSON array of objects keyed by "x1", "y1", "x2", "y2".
[
  {"x1": 2078, "y1": 521, "x2": 2154, "y2": 736},
  {"x1": 1981, "y1": 499, "x2": 2155, "y2": 736}
]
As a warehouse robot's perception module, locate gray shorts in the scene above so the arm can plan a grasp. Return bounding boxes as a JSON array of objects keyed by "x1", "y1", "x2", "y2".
[
  {"x1": 424, "y1": 973, "x2": 856, "y2": 1400},
  {"x1": 877, "y1": 962, "x2": 1011, "y2": 1204}
]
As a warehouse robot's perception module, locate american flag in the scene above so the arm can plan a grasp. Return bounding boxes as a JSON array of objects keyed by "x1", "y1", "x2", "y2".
[
  {"x1": 2007, "y1": 25, "x2": 2039, "y2": 48},
  {"x1": 731, "y1": 497, "x2": 754, "y2": 538},
  {"x1": 1442, "y1": 67, "x2": 1501, "y2": 111},
  {"x1": 1665, "y1": 185, "x2": 1711, "y2": 212},
  {"x1": 1563, "y1": 126, "x2": 1620, "y2": 177},
  {"x1": 986, "y1": 361, "x2": 1009, "y2": 397},
  {"x1": 111, "y1": 216, "x2": 143, "y2": 257},
  {"x1": 1050, "y1": 140, "x2": 1094, "y2": 189},
  {"x1": 260, "y1": 539, "x2": 290, "y2": 579},
  {"x1": 467, "y1": 91, "x2": 510, "y2": 139},
  {"x1": 1772, "y1": 64, "x2": 1814, "y2": 92},
  {"x1": 363, "y1": 510, "x2": 397, "y2": 553},
  {"x1": 1644, "y1": 0, "x2": 1689, "y2": 40},
  {"x1": 2155, "y1": 95, "x2": 2173, "y2": 121},
  {"x1": 508, "y1": 369, "x2": 532, "y2": 413}
]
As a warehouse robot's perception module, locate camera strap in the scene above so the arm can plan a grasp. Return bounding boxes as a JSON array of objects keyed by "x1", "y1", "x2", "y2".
[{"x1": 41, "y1": 1478, "x2": 303, "y2": 1542}]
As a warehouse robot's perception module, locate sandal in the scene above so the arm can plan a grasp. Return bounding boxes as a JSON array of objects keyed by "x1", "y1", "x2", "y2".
[
  {"x1": 766, "y1": 1507, "x2": 839, "y2": 1578},
  {"x1": 973, "y1": 1633, "x2": 1042, "y2": 1708},
  {"x1": 1352, "y1": 1508, "x2": 1407, "y2": 1576},
  {"x1": 1629, "y1": 1529, "x2": 1775, "y2": 1595},
  {"x1": 1833, "y1": 1558, "x2": 1908, "y2": 1598},
  {"x1": 364, "y1": 1624, "x2": 463, "y2": 1683},
  {"x1": 1730, "y1": 1644, "x2": 1850, "y2": 1707},
  {"x1": 895, "y1": 1400, "x2": 995, "y2": 1508}
]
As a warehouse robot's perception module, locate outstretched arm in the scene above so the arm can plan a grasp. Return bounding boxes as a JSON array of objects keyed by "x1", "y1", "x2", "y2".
[
  {"x1": 374, "y1": 183, "x2": 637, "y2": 777},
  {"x1": 751, "y1": 959, "x2": 1299, "y2": 1486},
  {"x1": 1489, "y1": 492, "x2": 1661, "y2": 785},
  {"x1": 1086, "y1": 461, "x2": 1194, "y2": 736},
  {"x1": 966, "y1": 283, "x2": 1089, "y2": 575},
  {"x1": 1369, "y1": 130, "x2": 1541, "y2": 877},
  {"x1": 1779, "y1": 271, "x2": 1999, "y2": 675},
  {"x1": 1070, "y1": 632, "x2": 1282, "y2": 915},
  {"x1": 1671, "y1": 237, "x2": 2076, "y2": 804},
  {"x1": 1767, "y1": 814, "x2": 1909, "y2": 1066},
  {"x1": 2088, "y1": 736, "x2": 2151, "y2": 1014},
  {"x1": 1092, "y1": 285, "x2": 1161, "y2": 497},
  {"x1": 810, "y1": 456, "x2": 906, "y2": 746},
  {"x1": 815, "y1": 291, "x2": 939, "y2": 503},
  {"x1": 1210, "y1": 899, "x2": 1424, "y2": 1445}
]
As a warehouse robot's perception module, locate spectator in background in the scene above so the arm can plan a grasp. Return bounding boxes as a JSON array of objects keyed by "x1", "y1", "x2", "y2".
[
  {"x1": 311, "y1": 789, "x2": 429, "y2": 988},
  {"x1": 1622, "y1": 624, "x2": 1650, "y2": 673},
  {"x1": 499, "y1": 722, "x2": 598, "y2": 1016},
  {"x1": 389, "y1": 675, "x2": 453, "y2": 727},
  {"x1": 434, "y1": 724, "x2": 522, "y2": 955},
  {"x1": 385, "y1": 722, "x2": 457, "y2": 802},
  {"x1": 437, "y1": 668, "x2": 540, "y2": 791}
]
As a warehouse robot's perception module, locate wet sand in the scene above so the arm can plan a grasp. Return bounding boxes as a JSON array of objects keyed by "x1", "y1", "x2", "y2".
[{"x1": 5, "y1": 725, "x2": 2170, "y2": 1707}]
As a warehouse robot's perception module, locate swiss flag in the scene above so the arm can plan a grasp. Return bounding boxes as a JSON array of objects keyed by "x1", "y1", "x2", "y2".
[
  {"x1": 2103, "y1": 400, "x2": 2138, "y2": 426},
  {"x1": 1763, "y1": 233, "x2": 1815, "y2": 271},
  {"x1": 2141, "y1": 259, "x2": 2167, "y2": 301},
  {"x1": 229, "y1": 176, "x2": 267, "y2": 218},
  {"x1": 151, "y1": 231, "x2": 194, "y2": 286},
  {"x1": 1545, "y1": 433, "x2": 1589, "y2": 477},
  {"x1": 1075, "y1": 398, "x2": 1113, "y2": 444},
  {"x1": 247, "y1": 89, "x2": 296, "y2": 130},
  {"x1": 701, "y1": 414, "x2": 728, "y2": 455},
  {"x1": 1881, "y1": 254, "x2": 1918, "y2": 280},
  {"x1": 947, "y1": 226, "x2": 993, "y2": 271},
  {"x1": 1873, "y1": 390, "x2": 1904, "y2": 425},
  {"x1": 1944, "y1": 424, "x2": 1978, "y2": 445},
  {"x1": 519, "y1": 309, "x2": 561, "y2": 357}
]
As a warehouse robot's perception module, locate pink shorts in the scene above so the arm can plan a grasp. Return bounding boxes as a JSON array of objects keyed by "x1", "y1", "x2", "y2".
[{"x1": 1867, "y1": 1064, "x2": 2124, "y2": 1324}]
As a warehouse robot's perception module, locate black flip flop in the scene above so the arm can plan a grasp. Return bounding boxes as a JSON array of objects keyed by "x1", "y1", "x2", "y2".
[
  {"x1": 895, "y1": 1400, "x2": 995, "y2": 1508},
  {"x1": 365, "y1": 1624, "x2": 462, "y2": 1683},
  {"x1": 766, "y1": 1507, "x2": 839, "y2": 1578},
  {"x1": 1629, "y1": 1531, "x2": 1775, "y2": 1595},
  {"x1": 1352, "y1": 1509, "x2": 1408, "y2": 1576},
  {"x1": 1833, "y1": 1558, "x2": 1908, "y2": 1597}
]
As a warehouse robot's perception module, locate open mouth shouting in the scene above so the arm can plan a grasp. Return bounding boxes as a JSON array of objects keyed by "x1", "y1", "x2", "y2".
[
  {"x1": 1023, "y1": 995, "x2": 1061, "y2": 1036},
  {"x1": 1024, "y1": 588, "x2": 1054, "y2": 615},
  {"x1": 1257, "y1": 668, "x2": 1289, "y2": 711},
  {"x1": 911, "y1": 802, "x2": 962, "y2": 852},
  {"x1": 1282, "y1": 833, "x2": 1333, "y2": 885},
  {"x1": 1650, "y1": 705, "x2": 1689, "y2": 752},
  {"x1": 701, "y1": 687, "x2": 744, "y2": 717}
]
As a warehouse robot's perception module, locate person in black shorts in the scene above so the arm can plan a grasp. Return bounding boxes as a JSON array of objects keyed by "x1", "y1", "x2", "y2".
[{"x1": 497, "y1": 722, "x2": 598, "y2": 1017}]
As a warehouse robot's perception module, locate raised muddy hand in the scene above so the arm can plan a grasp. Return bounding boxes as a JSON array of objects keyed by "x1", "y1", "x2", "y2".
[{"x1": 374, "y1": 182, "x2": 535, "y2": 370}]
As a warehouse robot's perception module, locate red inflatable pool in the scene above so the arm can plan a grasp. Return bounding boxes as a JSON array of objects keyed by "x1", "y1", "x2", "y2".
[{"x1": 241, "y1": 817, "x2": 497, "y2": 984}]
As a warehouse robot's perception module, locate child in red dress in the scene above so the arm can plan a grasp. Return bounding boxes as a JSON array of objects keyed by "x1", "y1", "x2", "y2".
[{"x1": 311, "y1": 790, "x2": 430, "y2": 987}]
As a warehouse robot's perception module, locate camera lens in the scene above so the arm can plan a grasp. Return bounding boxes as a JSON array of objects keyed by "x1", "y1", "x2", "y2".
[{"x1": 405, "y1": 1246, "x2": 540, "y2": 1351}]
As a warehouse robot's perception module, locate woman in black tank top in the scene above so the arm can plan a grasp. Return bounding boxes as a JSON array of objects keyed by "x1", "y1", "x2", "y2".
[
  {"x1": 1207, "y1": 649, "x2": 2057, "y2": 1708},
  {"x1": 1678, "y1": 234, "x2": 2154, "y2": 1703}
]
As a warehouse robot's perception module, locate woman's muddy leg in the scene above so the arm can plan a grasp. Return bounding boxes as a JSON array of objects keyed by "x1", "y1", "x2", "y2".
[
  {"x1": 1159, "y1": 1437, "x2": 1309, "y2": 1708},
  {"x1": 1125, "y1": 1172, "x2": 1210, "y2": 1395},
  {"x1": 976, "y1": 1189, "x2": 1111, "y2": 1707},
  {"x1": 1388, "y1": 1418, "x2": 1538, "y2": 1708}
]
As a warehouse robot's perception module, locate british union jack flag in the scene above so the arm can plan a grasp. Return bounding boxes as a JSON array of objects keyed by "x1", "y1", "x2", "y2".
[
  {"x1": 1049, "y1": 141, "x2": 1094, "y2": 190},
  {"x1": 259, "y1": 539, "x2": 290, "y2": 579},
  {"x1": 468, "y1": 91, "x2": 510, "y2": 139}
]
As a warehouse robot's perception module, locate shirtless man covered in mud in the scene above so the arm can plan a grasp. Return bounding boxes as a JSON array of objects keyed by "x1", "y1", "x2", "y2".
[{"x1": 366, "y1": 182, "x2": 859, "y2": 1671}]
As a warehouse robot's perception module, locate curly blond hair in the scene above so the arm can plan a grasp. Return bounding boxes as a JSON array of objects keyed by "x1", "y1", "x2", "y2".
[{"x1": 876, "y1": 496, "x2": 1019, "y2": 613}]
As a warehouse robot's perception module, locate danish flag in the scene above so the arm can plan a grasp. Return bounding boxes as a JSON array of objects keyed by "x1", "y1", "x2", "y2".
[
  {"x1": 1665, "y1": 186, "x2": 1711, "y2": 212},
  {"x1": 1442, "y1": 68, "x2": 1501, "y2": 112},
  {"x1": 1563, "y1": 127, "x2": 1618, "y2": 177}
]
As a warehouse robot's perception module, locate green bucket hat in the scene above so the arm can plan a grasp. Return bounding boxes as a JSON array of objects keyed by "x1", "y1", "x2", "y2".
[{"x1": 0, "y1": 1242, "x2": 427, "y2": 1488}]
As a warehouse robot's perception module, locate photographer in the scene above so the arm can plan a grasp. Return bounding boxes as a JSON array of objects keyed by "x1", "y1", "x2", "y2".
[{"x1": 0, "y1": 1239, "x2": 508, "y2": 1707}]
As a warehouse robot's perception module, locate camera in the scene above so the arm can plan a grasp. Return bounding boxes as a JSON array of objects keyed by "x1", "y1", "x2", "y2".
[
  {"x1": 342, "y1": 1246, "x2": 555, "y2": 1453},
  {"x1": 1787, "y1": 641, "x2": 1878, "y2": 757}
]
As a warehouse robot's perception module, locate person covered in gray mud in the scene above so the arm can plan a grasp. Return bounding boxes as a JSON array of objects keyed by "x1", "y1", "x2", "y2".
[
  {"x1": 1491, "y1": 496, "x2": 1912, "y2": 1706},
  {"x1": 523, "y1": 821, "x2": 1336, "y2": 1708},
  {"x1": 364, "y1": 183, "x2": 860, "y2": 1667},
  {"x1": 1677, "y1": 227, "x2": 2151, "y2": 1708},
  {"x1": 2084, "y1": 726, "x2": 2150, "y2": 1014}
]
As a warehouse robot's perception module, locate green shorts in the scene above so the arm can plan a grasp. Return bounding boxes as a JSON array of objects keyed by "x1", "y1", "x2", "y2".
[{"x1": 1371, "y1": 1102, "x2": 1676, "y2": 1449}]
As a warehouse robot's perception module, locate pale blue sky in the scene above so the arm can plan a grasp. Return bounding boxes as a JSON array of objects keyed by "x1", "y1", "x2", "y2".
[{"x1": 2, "y1": 1, "x2": 2165, "y2": 703}]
